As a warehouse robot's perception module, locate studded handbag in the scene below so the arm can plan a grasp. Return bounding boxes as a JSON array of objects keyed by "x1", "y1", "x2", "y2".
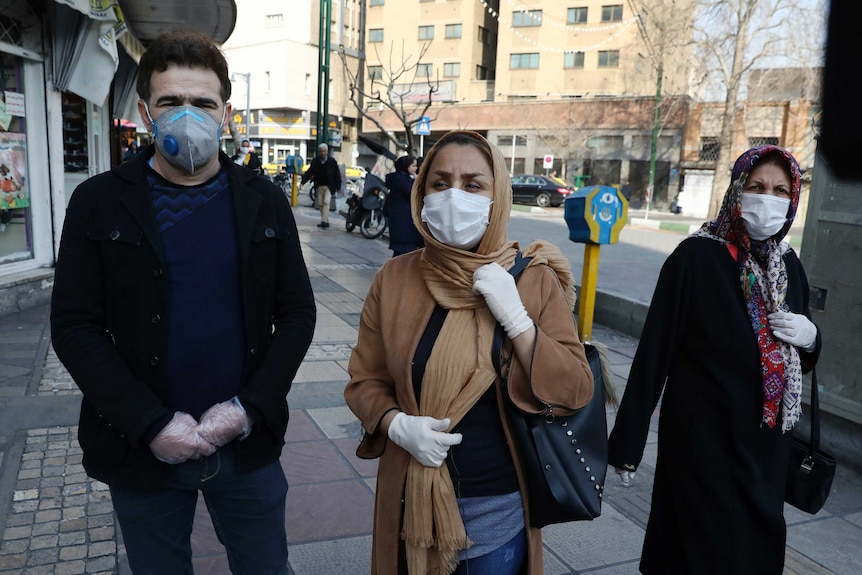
[{"x1": 491, "y1": 253, "x2": 609, "y2": 527}]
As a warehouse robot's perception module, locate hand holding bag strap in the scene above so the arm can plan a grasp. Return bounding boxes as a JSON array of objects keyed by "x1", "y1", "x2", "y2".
[{"x1": 491, "y1": 251, "x2": 533, "y2": 376}]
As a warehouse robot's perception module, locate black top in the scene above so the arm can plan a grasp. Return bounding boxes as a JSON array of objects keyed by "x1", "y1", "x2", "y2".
[{"x1": 413, "y1": 307, "x2": 518, "y2": 497}]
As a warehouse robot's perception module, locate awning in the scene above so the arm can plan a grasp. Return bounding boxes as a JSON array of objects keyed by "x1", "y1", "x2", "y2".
[
  {"x1": 52, "y1": 0, "x2": 236, "y2": 106},
  {"x1": 117, "y1": 0, "x2": 237, "y2": 45}
]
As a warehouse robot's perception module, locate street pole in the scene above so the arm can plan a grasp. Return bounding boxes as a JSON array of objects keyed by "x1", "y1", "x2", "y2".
[
  {"x1": 510, "y1": 136, "x2": 516, "y2": 177},
  {"x1": 644, "y1": 64, "x2": 663, "y2": 221},
  {"x1": 244, "y1": 74, "x2": 251, "y2": 141},
  {"x1": 317, "y1": 0, "x2": 332, "y2": 148}
]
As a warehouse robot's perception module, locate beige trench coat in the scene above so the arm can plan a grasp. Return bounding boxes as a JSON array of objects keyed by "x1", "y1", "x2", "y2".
[{"x1": 344, "y1": 251, "x2": 594, "y2": 574}]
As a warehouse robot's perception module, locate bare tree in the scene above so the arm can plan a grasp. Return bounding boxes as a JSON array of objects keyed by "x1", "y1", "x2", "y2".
[
  {"x1": 339, "y1": 40, "x2": 442, "y2": 156},
  {"x1": 695, "y1": 0, "x2": 818, "y2": 217}
]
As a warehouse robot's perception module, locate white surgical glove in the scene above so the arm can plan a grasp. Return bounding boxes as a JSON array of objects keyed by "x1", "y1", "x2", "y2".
[
  {"x1": 473, "y1": 262, "x2": 534, "y2": 339},
  {"x1": 197, "y1": 396, "x2": 252, "y2": 447},
  {"x1": 768, "y1": 311, "x2": 817, "y2": 352},
  {"x1": 387, "y1": 412, "x2": 463, "y2": 467},
  {"x1": 615, "y1": 468, "x2": 636, "y2": 487},
  {"x1": 149, "y1": 412, "x2": 215, "y2": 464}
]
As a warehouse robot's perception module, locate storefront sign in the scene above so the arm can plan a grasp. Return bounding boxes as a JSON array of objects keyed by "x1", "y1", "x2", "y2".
[{"x1": 4, "y1": 92, "x2": 25, "y2": 117}]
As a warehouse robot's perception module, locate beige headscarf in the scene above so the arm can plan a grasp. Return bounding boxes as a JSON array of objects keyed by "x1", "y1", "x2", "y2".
[{"x1": 403, "y1": 131, "x2": 575, "y2": 574}]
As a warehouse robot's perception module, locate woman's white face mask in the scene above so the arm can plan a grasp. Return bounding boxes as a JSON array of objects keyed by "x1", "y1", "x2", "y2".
[
  {"x1": 741, "y1": 192, "x2": 790, "y2": 240},
  {"x1": 421, "y1": 188, "x2": 492, "y2": 250}
]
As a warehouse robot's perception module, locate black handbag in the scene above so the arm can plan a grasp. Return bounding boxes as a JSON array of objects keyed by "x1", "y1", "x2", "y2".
[
  {"x1": 785, "y1": 369, "x2": 836, "y2": 514},
  {"x1": 491, "y1": 253, "x2": 609, "y2": 527}
]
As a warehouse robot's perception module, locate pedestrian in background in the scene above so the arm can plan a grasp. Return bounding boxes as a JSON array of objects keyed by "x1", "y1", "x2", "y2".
[
  {"x1": 608, "y1": 145, "x2": 821, "y2": 575},
  {"x1": 384, "y1": 154, "x2": 424, "y2": 256},
  {"x1": 122, "y1": 140, "x2": 139, "y2": 162},
  {"x1": 301, "y1": 142, "x2": 341, "y2": 228},
  {"x1": 51, "y1": 28, "x2": 316, "y2": 574},
  {"x1": 232, "y1": 138, "x2": 262, "y2": 174},
  {"x1": 345, "y1": 130, "x2": 594, "y2": 574}
]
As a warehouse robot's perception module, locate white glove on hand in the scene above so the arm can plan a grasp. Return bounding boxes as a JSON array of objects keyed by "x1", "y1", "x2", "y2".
[
  {"x1": 387, "y1": 413, "x2": 463, "y2": 467},
  {"x1": 197, "y1": 397, "x2": 252, "y2": 447},
  {"x1": 615, "y1": 468, "x2": 636, "y2": 487},
  {"x1": 150, "y1": 412, "x2": 214, "y2": 464},
  {"x1": 769, "y1": 311, "x2": 817, "y2": 352},
  {"x1": 473, "y1": 262, "x2": 534, "y2": 339}
]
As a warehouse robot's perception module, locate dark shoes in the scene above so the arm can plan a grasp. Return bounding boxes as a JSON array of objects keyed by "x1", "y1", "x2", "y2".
[{"x1": 317, "y1": 222, "x2": 330, "y2": 228}]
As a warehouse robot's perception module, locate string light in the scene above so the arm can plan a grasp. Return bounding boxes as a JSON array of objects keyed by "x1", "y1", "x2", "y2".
[{"x1": 480, "y1": 0, "x2": 636, "y2": 54}]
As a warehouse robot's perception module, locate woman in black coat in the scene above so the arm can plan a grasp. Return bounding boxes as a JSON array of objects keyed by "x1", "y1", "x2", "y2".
[
  {"x1": 608, "y1": 145, "x2": 821, "y2": 574},
  {"x1": 384, "y1": 155, "x2": 423, "y2": 256}
]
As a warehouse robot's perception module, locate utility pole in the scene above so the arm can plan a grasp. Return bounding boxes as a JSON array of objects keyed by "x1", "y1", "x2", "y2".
[{"x1": 317, "y1": 0, "x2": 332, "y2": 148}]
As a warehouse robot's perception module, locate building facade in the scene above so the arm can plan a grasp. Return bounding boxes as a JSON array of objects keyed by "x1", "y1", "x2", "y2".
[
  {"x1": 219, "y1": 0, "x2": 363, "y2": 172},
  {"x1": 359, "y1": 0, "x2": 696, "y2": 207}
]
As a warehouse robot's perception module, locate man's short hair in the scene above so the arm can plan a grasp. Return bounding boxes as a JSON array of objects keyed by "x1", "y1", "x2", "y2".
[
  {"x1": 137, "y1": 28, "x2": 231, "y2": 103},
  {"x1": 318, "y1": 143, "x2": 328, "y2": 152}
]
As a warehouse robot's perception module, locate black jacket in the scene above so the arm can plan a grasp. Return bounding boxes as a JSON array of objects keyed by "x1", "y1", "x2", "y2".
[
  {"x1": 384, "y1": 170, "x2": 423, "y2": 254},
  {"x1": 50, "y1": 147, "x2": 316, "y2": 489},
  {"x1": 301, "y1": 155, "x2": 341, "y2": 191}
]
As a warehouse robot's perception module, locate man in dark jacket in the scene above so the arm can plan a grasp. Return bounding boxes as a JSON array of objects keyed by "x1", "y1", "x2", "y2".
[
  {"x1": 301, "y1": 142, "x2": 341, "y2": 228},
  {"x1": 50, "y1": 29, "x2": 315, "y2": 574}
]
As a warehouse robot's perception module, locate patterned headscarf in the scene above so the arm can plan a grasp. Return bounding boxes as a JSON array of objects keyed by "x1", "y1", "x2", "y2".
[{"x1": 693, "y1": 145, "x2": 804, "y2": 430}]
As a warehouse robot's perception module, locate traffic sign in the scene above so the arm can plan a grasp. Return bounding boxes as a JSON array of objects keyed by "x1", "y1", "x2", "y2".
[
  {"x1": 416, "y1": 116, "x2": 431, "y2": 136},
  {"x1": 543, "y1": 154, "x2": 554, "y2": 169}
]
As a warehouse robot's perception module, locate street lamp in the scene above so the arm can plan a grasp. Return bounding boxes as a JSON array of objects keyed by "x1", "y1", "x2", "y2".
[{"x1": 231, "y1": 72, "x2": 251, "y2": 142}]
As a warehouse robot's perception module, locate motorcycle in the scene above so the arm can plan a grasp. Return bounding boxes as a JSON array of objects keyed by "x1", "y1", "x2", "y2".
[{"x1": 342, "y1": 173, "x2": 388, "y2": 239}]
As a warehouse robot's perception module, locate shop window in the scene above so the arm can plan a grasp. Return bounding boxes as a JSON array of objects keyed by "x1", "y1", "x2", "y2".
[
  {"x1": 0, "y1": 51, "x2": 31, "y2": 264},
  {"x1": 62, "y1": 92, "x2": 89, "y2": 173}
]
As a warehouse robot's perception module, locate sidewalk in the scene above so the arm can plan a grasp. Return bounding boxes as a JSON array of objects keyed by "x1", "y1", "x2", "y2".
[{"x1": 0, "y1": 204, "x2": 860, "y2": 574}]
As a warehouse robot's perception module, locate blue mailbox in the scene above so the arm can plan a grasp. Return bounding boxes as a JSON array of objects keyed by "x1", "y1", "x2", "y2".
[
  {"x1": 564, "y1": 185, "x2": 628, "y2": 245},
  {"x1": 285, "y1": 155, "x2": 303, "y2": 174}
]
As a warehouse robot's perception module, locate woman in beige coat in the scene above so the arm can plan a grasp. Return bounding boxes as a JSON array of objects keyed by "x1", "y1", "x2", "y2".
[{"x1": 345, "y1": 131, "x2": 594, "y2": 575}]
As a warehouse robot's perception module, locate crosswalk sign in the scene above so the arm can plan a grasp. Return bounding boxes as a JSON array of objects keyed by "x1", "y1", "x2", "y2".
[{"x1": 417, "y1": 116, "x2": 431, "y2": 136}]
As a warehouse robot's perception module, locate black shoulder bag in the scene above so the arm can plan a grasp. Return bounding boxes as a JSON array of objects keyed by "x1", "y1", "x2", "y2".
[
  {"x1": 785, "y1": 369, "x2": 836, "y2": 514},
  {"x1": 491, "y1": 252, "x2": 609, "y2": 527}
]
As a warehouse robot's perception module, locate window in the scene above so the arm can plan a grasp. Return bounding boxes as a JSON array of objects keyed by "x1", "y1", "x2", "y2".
[
  {"x1": 567, "y1": 7, "x2": 588, "y2": 24},
  {"x1": 564, "y1": 52, "x2": 585, "y2": 68},
  {"x1": 417, "y1": 63, "x2": 433, "y2": 77},
  {"x1": 510, "y1": 53, "x2": 540, "y2": 69},
  {"x1": 369, "y1": 28, "x2": 384, "y2": 43},
  {"x1": 478, "y1": 26, "x2": 490, "y2": 45},
  {"x1": 476, "y1": 65, "x2": 490, "y2": 80},
  {"x1": 265, "y1": 14, "x2": 283, "y2": 28},
  {"x1": 512, "y1": 10, "x2": 542, "y2": 27},
  {"x1": 497, "y1": 135, "x2": 527, "y2": 147},
  {"x1": 445, "y1": 23, "x2": 462, "y2": 39},
  {"x1": 748, "y1": 136, "x2": 780, "y2": 148},
  {"x1": 699, "y1": 137, "x2": 720, "y2": 162},
  {"x1": 418, "y1": 25, "x2": 434, "y2": 40},
  {"x1": 370, "y1": 0, "x2": 385, "y2": 5},
  {"x1": 443, "y1": 62, "x2": 460, "y2": 77},
  {"x1": 368, "y1": 65, "x2": 383, "y2": 80},
  {"x1": 597, "y1": 50, "x2": 620, "y2": 67},
  {"x1": 601, "y1": 4, "x2": 623, "y2": 22}
]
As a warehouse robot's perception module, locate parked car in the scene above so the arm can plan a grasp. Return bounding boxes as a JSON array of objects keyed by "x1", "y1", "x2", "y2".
[{"x1": 510, "y1": 174, "x2": 574, "y2": 207}]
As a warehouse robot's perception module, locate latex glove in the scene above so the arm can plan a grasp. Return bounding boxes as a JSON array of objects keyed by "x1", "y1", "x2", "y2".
[
  {"x1": 615, "y1": 468, "x2": 636, "y2": 487},
  {"x1": 197, "y1": 397, "x2": 252, "y2": 447},
  {"x1": 387, "y1": 413, "x2": 463, "y2": 467},
  {"x1": 769, "y1": 311, "x2": 817, "y2": 352},
  {"x1": 149, "y1": 412, "x2": 214, "y2": 464},
  {"x1": 473, "y1": 262, "x2": 534, "y2": 339}
]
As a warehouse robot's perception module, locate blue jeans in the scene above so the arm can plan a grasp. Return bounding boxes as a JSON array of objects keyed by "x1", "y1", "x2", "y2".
[
  {"x1": 453, "y1": 529, "x2": 527, "y2": 575},
  {"x1": 110, "y1": 447, "x2": 288, "y2": 575}
]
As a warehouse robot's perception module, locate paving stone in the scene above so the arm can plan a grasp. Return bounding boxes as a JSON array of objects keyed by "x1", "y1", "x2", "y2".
[
  {"x1": 30, "y1": 521, "x2": 59, "y2": 536},
  {"x1": 62, "y1": 507, "x2": 85, "y2": 520},
  {"x1": 87, "y1": 540, "x2": 115, "y2": 558},
  {"x1": 0, "y1": 539, "x2": 28, "y2": 554},
  {"x1": 88, "y1": 526, "x2": 113, "y2": 542},
  {"x1": 59, "y1": 518, "x2": 86, "y2": 532},
  {"x1": 22, "y1": 565, "x2": 54, "y2": 575},
  {"x1": 1, "y1": 525, "x2": 31, "y2": 540},
  {"x1": 6, "y1": 512, "x2": 34, "y2": 527},
  {"x1": 58, "y1": 531, "x2": 86, "y2": 546},
  {"x1": 29, "y1": 534, "x2": 58, "y2": 550},
  {"x1": 0, "y1": 554, "x2": 26, "y2": 570},
  {"x1": 85, "y1": 555, "x2": 115, "y2": 572},
  {"x1": 55, "y1": 559, "x2": 87, "y2": 575},
  {"x1": 12, "y1": 501, "x2": 39, "y2": 513},
  {"x1": 87, "y1": 515, "x2": 113, "y2": 529},
  {"x1": 13, "y1": 489, "x2": 39, "y2": 501},
  {"x1": 25, "y1": 547, "x2": 59, "y2": 565}
]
